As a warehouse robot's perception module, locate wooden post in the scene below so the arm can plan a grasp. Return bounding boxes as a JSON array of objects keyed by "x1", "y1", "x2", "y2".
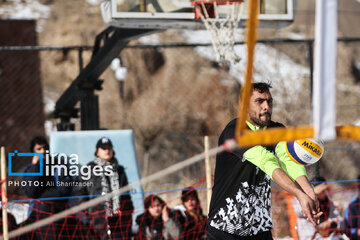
[
  {"x1": 204, "y1": 136, "x2": 212, "y2": 213},
  {"x1": 1, "y1": 146, "x2": 9, "y2": 240}
]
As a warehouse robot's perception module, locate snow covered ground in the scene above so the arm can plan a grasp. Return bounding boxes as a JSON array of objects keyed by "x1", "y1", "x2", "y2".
[{"x1": 0, "y1": 0, "x2": 51, "y2": 32}]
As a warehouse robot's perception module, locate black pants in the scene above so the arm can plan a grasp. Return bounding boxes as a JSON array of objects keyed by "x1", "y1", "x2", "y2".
[{"x1": 206, "y1": 226, "x2": 273, "y2": 240}]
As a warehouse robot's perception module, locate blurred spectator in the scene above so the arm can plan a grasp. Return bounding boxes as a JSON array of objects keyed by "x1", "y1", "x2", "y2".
[
  {"x1": 135, "y1": 195, "x2": 181, "y2": 240},
  {"x1": 293, "y1": 176, "x2": 345, "y2": 240},
  {"x1": 344, "y1": 175, "x2": 360, "y2": 240},
  {"x1": 77, "y1": 137, "x2": 134, "y2": 240},
  {"x1": 173, "y1": 187, "x2": 207, "y2": 240},
  {"x1": 21, "y1": 136, "x2": 73, "y2": 240}
]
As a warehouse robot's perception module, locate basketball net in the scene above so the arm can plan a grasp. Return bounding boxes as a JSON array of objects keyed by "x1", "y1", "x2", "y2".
[{"x1": 193, "y1": 0, "x2": 244, "y2": 65}]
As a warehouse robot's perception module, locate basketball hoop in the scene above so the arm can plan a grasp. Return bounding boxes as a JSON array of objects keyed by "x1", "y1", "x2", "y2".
[{"x1": 192, "y1": 0, "x2": 244, "y2": 65}]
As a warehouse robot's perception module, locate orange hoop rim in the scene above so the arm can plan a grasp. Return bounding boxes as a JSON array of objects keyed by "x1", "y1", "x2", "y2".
[{"x1": 191, "y1": 0, "x2": 243, "y2": 6}]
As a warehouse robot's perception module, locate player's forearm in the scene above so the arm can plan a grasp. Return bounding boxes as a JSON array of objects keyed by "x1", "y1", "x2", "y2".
[
  {"x1": 272, "y1": 168, "x2": 305, "y2": 197},
  {"x1": 273, "y1": 168, "x2": 322, "y2": 225},
  {"x1": 295, "y1": 175, "x2": 316, "y2": 200}
]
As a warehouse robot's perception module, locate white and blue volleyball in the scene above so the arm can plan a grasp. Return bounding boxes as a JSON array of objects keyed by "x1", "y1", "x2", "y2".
[{"x1": 286, "y1": 138, "x2": 324, "y2": 166}]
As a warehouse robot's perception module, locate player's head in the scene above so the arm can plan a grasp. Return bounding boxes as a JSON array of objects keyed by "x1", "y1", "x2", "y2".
[
  {"x1": 181, "y1": 187, "x2": 200, "y2": 212},
  {"x1": 95, "y1": 137, "x2": 114, "y2": 162},
  {"x1": 248, "y1": 82, "x2": 273, "y2": 127},
  {"x1": 144, "y1": 195, "x2": 165, "y2": 218},
  {"x1": 30, "y1": 136, "x2": 49, "y2": 154}
]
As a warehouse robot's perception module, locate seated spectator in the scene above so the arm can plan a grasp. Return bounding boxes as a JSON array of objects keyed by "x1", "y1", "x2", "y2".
[
  {"x1": 21, "y1": 136, "x2": 73, "y2": 240},
  {"x1": 174, "y1": 187, "x2": 207, "y2": 240},
  {"x1": 293, "y1": 176, "x2": 345, "y2": 240},
  {"x1": 136, "y1": 195, "x2": 181, "y2": 240},
  {"x1": 77, "y1": 137, "x2": 134, "y2": 240},
  {"x1": 345, "y1": 175, "x2": 360, "y2": 240}
]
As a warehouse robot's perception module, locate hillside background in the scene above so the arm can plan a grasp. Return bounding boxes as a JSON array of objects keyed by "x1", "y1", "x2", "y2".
[{"x1": 1, "y1": 0, "x2": 360, "y2": 236}]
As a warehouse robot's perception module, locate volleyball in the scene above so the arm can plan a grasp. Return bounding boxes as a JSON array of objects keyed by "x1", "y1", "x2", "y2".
[{"x1": 285, "y1": 138, "x2": 324, "y2": 166}]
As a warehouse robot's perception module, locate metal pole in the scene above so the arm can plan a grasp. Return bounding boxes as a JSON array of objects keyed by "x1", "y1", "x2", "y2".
[{"x1": 78, "y1": 47, "x2": 83, "y2": 73}]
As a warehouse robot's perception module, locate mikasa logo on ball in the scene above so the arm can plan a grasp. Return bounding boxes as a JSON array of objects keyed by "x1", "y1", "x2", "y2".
[
  {"x1": 286, "y1": 138, "x2": 325, "y2": 166},
  {"x1": 296, "y1": 139, "x2": 323, "y2": 158}
]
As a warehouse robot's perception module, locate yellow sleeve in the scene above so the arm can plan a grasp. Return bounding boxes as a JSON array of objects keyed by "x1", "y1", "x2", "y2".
[
  {"x1": 243, "y1": 145, "x2": 281, "y2": 179},
  {"x1": 275, "y1": 141, "x2": 307, "y2": 181}
]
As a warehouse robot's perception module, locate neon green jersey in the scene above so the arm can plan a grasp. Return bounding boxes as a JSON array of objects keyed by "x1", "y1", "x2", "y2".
[{"x1": 243, "y1": 121, "x2": 307, "y2": 181}]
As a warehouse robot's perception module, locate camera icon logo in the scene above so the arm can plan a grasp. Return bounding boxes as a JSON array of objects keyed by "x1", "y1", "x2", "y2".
[{"x1": 8, "y1": 150, "x2": 43, "y2": 176}]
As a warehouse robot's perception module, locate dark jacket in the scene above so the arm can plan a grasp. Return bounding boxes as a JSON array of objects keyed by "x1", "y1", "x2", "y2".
[
  {"x1": 135, "y1": 211, "x2": 181, "y2": 240},
  {"x1": 22, "y1": 162, "x2": 72, "y2": 215},
  {"x1": 77, "y1": 160, "x2": 134, "y2": 214},
  {"x1": 175, "y1": 209, "x2": 207, "y2": 240},
  {"x1": 21, "y1": 162, "x2": 74, "y2": 240}
]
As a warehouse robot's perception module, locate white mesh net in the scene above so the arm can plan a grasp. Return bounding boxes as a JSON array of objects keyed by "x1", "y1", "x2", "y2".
[{"x1": 194, "y1": 1, "x2": 244, "y2": 65}]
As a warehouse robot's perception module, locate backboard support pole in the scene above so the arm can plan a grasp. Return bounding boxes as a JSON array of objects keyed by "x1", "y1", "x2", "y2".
[{"x1": 53, "y1": 27, "x2": 156, "y2": 130}]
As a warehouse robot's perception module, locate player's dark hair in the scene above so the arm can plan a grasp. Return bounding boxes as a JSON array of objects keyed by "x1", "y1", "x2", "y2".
[
  {"x1": 253, "y1": 82, "x2": 272, "y2": 93},
  {"x1": 29, "y1": 136, "x2": 49, "y2": 152},
  {"x1": 144, "y1": 195, "x2": 165, "y2": 210}
]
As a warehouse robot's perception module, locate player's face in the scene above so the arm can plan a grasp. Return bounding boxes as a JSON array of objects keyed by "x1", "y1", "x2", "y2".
[
  {"x1": 96, "y1": 147, "x2": 114, "y2": 162},
  {"x1": 248, "y1": 90, "x2": 273, "y2": 127},
  {"x1": 148, "y1": 199, "x2": 163, "y2": 218},
  {"x1": 183, "y1": 196, "x2": 197, "y2": 212}
]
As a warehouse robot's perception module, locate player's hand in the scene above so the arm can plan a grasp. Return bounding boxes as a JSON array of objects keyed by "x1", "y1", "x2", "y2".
[
  {"x1": 297, "y1": 192, "x2": 322, "y2": 226},
  {"x1": 295, "y1": 175, "x2": 319, "y2": 209},
  {"x1": 162, "y1": 206, "x2": 170, "y2": 222},
  {"x1": 32, "y1": 155, "x2": 40, "y2": 165}
]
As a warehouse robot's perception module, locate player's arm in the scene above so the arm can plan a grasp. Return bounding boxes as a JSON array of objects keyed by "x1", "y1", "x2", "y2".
[
  {"x1": 275, "y1": 141, "x2": 307, "y2": 181},
  {"x1": 275, "y1": 142, "x2": 317, "y2": 201},
  {"x1": 272, "y1": 169, "x2": 322, "y2": 226},
  {"x1": 244, "y1": 146, "x2": 321, "y2": 225}
]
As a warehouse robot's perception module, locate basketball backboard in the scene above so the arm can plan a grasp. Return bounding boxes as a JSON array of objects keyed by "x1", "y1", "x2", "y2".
[{"x1": 101, "y1": 0, "x2": 295, "y2": 29}]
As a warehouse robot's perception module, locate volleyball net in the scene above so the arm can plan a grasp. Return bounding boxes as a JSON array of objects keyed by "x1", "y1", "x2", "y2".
[{"x1": 1, "y1": 177, "x2": 359, "y2": 239}]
